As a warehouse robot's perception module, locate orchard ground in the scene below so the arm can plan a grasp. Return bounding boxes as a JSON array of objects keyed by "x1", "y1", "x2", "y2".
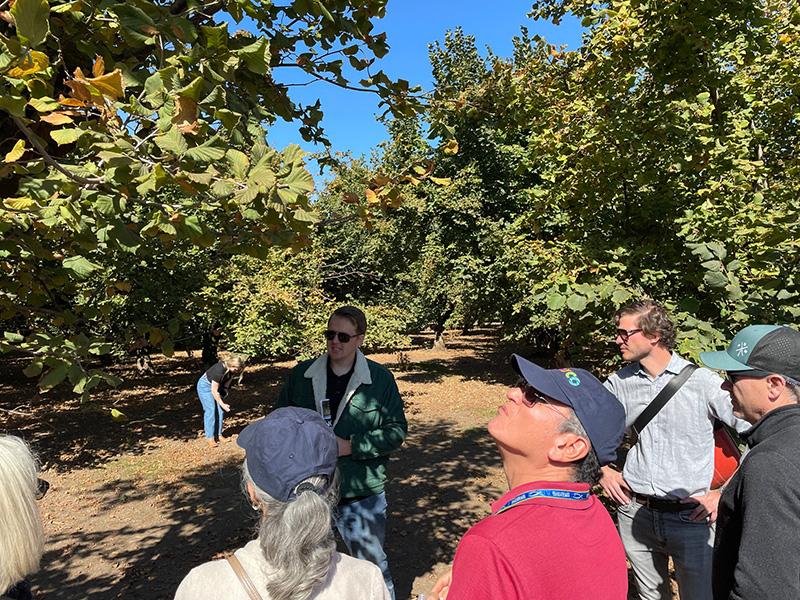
[{"x1": 2, "y1": 329, "x2": 653, "y2": 599}]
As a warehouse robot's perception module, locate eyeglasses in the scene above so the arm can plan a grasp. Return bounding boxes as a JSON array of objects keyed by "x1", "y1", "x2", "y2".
[
  {"x1": 516, "y1": 380, "x2": 569, "y2": 420},
  {"x1": 324, "y1": 329, "x2": 360, "y2": 343},
  {"x1": 616, "y1": 328, "x2": 643, "y2": 342},
  {"x1": 724, "y1": 370, "x2": 776, "y2": 384}
]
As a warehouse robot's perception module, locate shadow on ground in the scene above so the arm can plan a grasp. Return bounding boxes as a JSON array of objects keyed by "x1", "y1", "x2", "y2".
[
  {"x1": 29, "y1": 419, "x2": 500, "y2": 600},
  {"x1": 0, "y1": 358, "x2": 284, "y2": 472}
]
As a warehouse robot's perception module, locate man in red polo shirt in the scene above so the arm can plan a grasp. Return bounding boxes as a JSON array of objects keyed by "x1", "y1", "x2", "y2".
[{"x1": 430, "y1": 355, "x2": 628, "y2": 600}]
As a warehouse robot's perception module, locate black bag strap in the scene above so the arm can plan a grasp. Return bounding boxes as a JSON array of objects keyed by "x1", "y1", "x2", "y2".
[{"x1": 631, "y1": 363, "x2": 698, "y2": 440}]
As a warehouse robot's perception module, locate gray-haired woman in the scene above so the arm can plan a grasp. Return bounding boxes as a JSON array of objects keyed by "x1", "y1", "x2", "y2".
[
  {"x1": 0, "y1": 435, "x2": 45, "y2": 600},
  {"x1": 175, "y1": 407, "x2": 390, "y2": 600}
]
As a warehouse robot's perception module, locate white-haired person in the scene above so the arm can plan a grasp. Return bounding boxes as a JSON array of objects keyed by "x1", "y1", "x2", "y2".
[
  {"x1": 1, "y1": 435, "x2": 45, "y2": 600},
  {"x1": 175, "y1": 407, "x2": 390, "y2": 600}
]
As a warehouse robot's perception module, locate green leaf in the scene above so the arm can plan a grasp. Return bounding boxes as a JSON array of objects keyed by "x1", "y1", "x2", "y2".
[
  {"x1": 28, "y1": 96, "x2": 60, "y2": 112},
  {"x1": 0, "y1": 94, "x2": 28, "y2": 117},
  {"x1": 226, "y1": 149, "x2": 250, "y2": 178},
  {"x1": 237, "y1": 37, "x2": 270, "y2": 75},
  {"x1": 566, "y1": 294, "x2": 588, "y2": 311},
  {"x1": 110, "y1": 223, "x2": 142, "y2": 252},
  {"x1": 110, "y1": 408, "x2": 128, "y2": 422},
  {"x1": 611, "y1": 289, "x2": 631, "y2": 304},
  {"x1": 546, "y1": 292, "x2": 566, "y2": 310},
  {"x1": 703, "y1": 271, "x2": 728, "y2": 289},
  {"x1": 155, "y1": 126, "x2": 188, "y2": 156},
  {"x1": 23, "y1": 359, "x2": 43, "y2": 377},
  {"x1": 62, "y1": 255, "x2": 102, "y2": 278},
  {"x1": 39, "y1": 362, "x2": 68, "y2": 391},
  {"x1": 201, "y1": 23, "x2": 228, "y2": 50},
  {"x1": 50, "y1": 128, "x2": 86, "y2": 145},
  {"x1": 186, "y1": 145, "x2": 225, "y2": 162},
  {"x1": 11, "y1": 0, "x2": 51, "y2": 48},
  {"x1": 4, "y1": 331, "x2": 24, "y2": 342},
  {"x1": 177, "y1": 76, "x2": 205, "y2": 101}
]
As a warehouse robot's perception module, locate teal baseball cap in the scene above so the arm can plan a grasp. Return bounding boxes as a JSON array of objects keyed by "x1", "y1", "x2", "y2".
[{"x1": 700, "y1": 325, "x2": 800, "y2": 381}]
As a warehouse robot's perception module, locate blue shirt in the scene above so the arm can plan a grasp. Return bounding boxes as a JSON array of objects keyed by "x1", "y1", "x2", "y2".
[{"x1": 605, "y1": 353, "x2": 749, "y2": 498}]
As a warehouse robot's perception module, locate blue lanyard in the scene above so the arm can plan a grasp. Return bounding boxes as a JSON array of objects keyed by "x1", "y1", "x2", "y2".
[{"x1": 496, "y1": 488, "x2": 590, "y2": 515}]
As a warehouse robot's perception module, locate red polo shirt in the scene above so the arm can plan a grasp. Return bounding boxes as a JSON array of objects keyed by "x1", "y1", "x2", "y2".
[{"x1": 447, "y1": 481, "x2": 627, "y2": 600}]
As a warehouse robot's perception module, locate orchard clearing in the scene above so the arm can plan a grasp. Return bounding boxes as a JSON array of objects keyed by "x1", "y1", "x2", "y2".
[{"x1": 2, "y1": 330, "x2": 650, "y2": 599}]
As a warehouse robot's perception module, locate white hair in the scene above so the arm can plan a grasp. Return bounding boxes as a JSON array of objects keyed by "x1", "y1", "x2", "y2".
[
  {"x1": 0, "y1": 435, "x2": 45, "y2": 592},
  {"x1": 241, "y1": 460, "x2": 338, "y2": 600}
]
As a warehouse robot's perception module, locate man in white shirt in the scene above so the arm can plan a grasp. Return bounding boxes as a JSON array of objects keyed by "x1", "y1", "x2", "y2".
[{"x1": 601, "y1": 300, "x2": 748, "y2": 600}]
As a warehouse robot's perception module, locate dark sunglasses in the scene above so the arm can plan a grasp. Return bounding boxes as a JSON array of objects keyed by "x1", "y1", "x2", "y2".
[
  {"x1": 616, "y1": 328, "x2": 643, "y2": 342},
  {"x1": 515, "y1": 379, "x2": 553, "y2": 407},
  {"x1": 324, "y1": 329, "x2": 360, "y2": 343},
  {"x1": 724, "y1": 369, "x2": 772, "y2": 384}
]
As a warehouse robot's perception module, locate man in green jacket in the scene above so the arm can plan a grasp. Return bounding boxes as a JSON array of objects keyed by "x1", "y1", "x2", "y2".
[{"x1": 275, "y1": 305, "x2": 407, "y2": 599}]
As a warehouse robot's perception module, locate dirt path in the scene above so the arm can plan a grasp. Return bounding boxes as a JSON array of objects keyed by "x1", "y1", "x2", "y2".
[{"x1": 2, "y1": 330, "x2": 628, "y2": 599}]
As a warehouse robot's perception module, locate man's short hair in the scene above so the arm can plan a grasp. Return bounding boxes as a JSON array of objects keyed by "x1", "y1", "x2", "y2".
[
  {"x1": 330, "y1": 305, "x2": 367, "y2": 335},
  {"x1": 559, "y1": 413, "x2": 602, "y2": 485},
  {"x1": 616, "y1": 299, "x2": 677, "y2": 350}
]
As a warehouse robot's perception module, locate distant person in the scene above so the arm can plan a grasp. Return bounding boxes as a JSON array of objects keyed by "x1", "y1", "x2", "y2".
[
  {"x1": 275, "y1": 306, "x2": 407, "y2": 599},
  {"x1": 0, "y1": 435, "x2": 45, "y2": 600},
  {"x1": 700, "y1": 325, "x2": 800, "y2": 599},
  {"x1": 600, "y1": 300, "x2": 748, "y2": 600},
  {"x1": 175, "y1": 407, "x2": 390, "y2": 600},
  {"x1": 197, "y1": 355, "x2": 244, "y2": 447},
  {"x1": 429, "y1": 355, "x2": 628, "y2": 600}
]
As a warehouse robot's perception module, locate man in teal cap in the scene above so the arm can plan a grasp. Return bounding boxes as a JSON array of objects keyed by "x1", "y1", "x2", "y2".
[{"x1": 700, "y1": 325, "x2": 800, "y2": 600}]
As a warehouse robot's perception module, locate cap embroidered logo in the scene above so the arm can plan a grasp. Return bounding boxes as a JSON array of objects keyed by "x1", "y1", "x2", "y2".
[{"x1": 560, "y1": 368, "x2": 581, "y2": 387}]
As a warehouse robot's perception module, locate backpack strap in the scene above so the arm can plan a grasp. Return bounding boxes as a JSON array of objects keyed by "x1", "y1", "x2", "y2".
[
  {"x1": 631, "y1": 363, "x2": 698, "y2": 440},
  {"x1": 226, "y1": 555, "x2": 264, "y2": 600}
]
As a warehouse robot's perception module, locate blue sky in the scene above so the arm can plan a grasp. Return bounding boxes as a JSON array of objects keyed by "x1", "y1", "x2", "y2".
[{"x1": 265, "y1": 2, "x2": 583, "y2": 165}]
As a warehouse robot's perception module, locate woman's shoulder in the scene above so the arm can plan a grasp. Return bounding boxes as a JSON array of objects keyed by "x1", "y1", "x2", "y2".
[
  {"x1": 174, "y1": 542, "x2": 263, "y2": 600},
  {"x1": 320, "y1": 552, "x2": 388, "y2": 598}
]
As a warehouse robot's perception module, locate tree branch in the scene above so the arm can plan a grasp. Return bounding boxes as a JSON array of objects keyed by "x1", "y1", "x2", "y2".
[{"x1": 12, "y1": 116, "x2": 105, "y2": 186}]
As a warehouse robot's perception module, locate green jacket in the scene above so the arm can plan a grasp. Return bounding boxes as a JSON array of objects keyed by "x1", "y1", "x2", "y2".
[{"x1": 275, "y1": 350, "x2": 407, "y2": 499}]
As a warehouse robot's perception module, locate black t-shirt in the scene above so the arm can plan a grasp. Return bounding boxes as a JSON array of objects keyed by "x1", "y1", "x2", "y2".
[
  {"x1": 204, "y1": 361, "x2": 234, "y2": 395},
  {"x1": 326, "y1": 359, "x2": 354, "y2": 422}
]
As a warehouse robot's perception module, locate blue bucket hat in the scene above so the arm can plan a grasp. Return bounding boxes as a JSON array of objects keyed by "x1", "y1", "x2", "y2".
[
  {"x1": 237, "y1": 407, "x2": 338, "y2": 502},
  {"x1": 511, "y1": 354, "x2": 625, "y2": 466}
]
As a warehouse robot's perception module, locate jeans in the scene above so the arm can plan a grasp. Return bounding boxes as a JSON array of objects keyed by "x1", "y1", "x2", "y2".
[
  {"x1": 196, "y1": 376, "x2": 223, "y2": 440},
  {"x1": 617, "y1": 500, "x2": 714, "y2": 600},
  {"x1": 336, "y1": 491, "x2": 395, "y2": 600}
]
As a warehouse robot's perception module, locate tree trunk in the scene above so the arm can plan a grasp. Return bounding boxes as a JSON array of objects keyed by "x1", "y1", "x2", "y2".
[
  {"x1": 201, "y1": 330, "x2": 220, "y2": 368},
  {"x1": 432, "y1": 326, "x2": 447, "y2": 349}
]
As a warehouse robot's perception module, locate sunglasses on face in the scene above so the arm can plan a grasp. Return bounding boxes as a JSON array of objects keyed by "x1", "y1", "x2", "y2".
[
  {"x1": 324, "y1": 330, "x2": 360, "y2": 343},
  {"x1": 723, "y1": 370, "x2": 793, "y2": 384},
  {"x1": 616, "y1": 328, "x2": 643, "y2": 342},
  {"x1": 515, "y1": 380, "x2": 569, "y2": 419}
]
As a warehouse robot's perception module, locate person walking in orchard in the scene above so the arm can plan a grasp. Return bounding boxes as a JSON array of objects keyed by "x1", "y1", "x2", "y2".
[
  {"x1": 700, "y1": 325, "x2": 800, "y2": 599},
  {"x1": 196, "y1": 355, "x2": 244, "y2": 448},
  {"x1": 601, "y1": 300, "x2": 748, "y2": 600},
  {"x1": 275, "y1": 306, "x2": 407, "y2": 599}
]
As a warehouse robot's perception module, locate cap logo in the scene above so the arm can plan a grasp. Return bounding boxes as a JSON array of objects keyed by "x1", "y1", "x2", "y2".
[
  {"x1": 735, "y1": 342, "x2": 749, "y2": 357},
  {"x1": 559, "y1": 368, "x2": 581, "y2": 387}
]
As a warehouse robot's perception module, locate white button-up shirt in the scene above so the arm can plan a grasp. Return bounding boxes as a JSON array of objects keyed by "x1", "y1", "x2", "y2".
[{"x1": 604, "y1": 353, "x2": 750, "y2": 499}]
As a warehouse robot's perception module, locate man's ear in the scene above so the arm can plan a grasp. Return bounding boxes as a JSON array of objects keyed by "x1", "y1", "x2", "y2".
[
  {"x1": 548, "y1": 432, "x2": 590, "y2": 464},
  {"x1": 766, "y1": 374, "x2": 789, "y2": 402}
]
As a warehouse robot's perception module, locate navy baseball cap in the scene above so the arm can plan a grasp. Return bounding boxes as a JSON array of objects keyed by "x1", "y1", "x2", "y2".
[
  {"x1": 511, "y1": 354, "x2": 625, "y2": 466},
  {"x1": 237, "y1": 407, "x2": 338, "y2": 502},
  {"x1": 700, "y1": 325, "x2": 800, "y2": 382}
]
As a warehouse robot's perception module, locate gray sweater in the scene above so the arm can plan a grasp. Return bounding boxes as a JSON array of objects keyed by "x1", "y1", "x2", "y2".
[{"x1": 713, "y1": 404, "x2": 800, "y2": 599}]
